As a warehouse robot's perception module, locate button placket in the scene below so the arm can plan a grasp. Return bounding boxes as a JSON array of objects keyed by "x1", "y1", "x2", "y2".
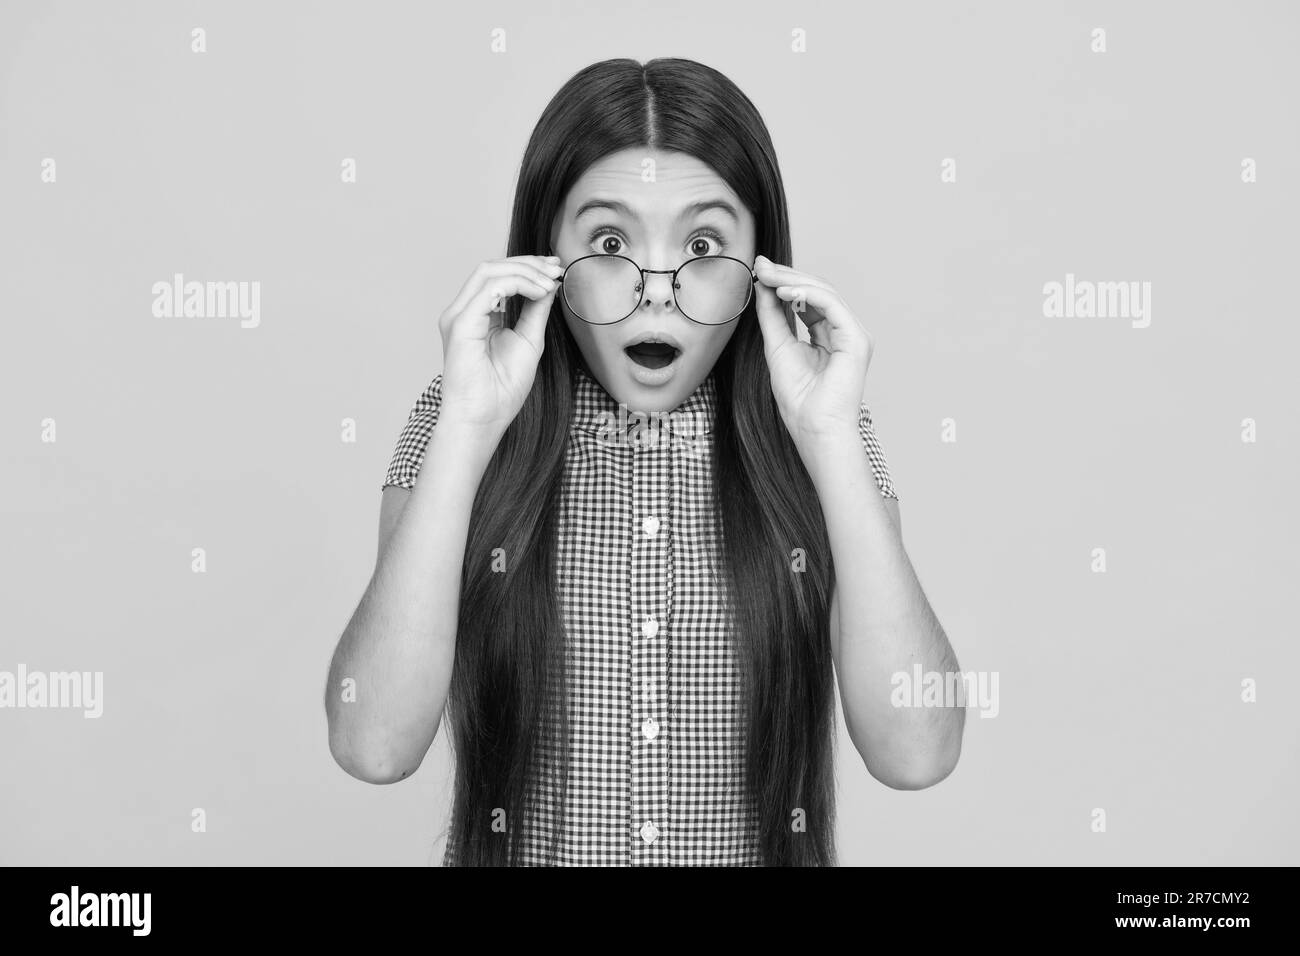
[
  {"x1": 628, "y1": 432, "x2": 670, "y2": 865},
  {"x1": 473, "y1": 366, "x2": 764, "y2": 866}
]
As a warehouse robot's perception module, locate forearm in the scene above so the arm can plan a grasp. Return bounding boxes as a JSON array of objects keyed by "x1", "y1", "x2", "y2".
[
  {"x1": 326, "y1": 420, "x2": 499, "y2": 783},
  {"x1": 804, "y1": 430, "x2": 964, "y2": 789}
]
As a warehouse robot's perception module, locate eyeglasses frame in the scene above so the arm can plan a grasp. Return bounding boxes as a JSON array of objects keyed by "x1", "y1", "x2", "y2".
[{"x1": 553, "y1": 252, "x2": 759, "y2": 326}]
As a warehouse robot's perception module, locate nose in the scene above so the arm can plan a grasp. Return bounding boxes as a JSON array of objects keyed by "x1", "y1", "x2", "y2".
[{"x1": 638, "y1": 268, "x2": 678, "y2": 313}]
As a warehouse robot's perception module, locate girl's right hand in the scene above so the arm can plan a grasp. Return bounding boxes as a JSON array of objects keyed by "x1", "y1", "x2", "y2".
[{"x1": 436, "y1": 255, "x2": 564, "y2": 435}]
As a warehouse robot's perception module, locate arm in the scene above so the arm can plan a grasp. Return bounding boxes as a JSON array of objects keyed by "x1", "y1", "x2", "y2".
[
  {"x1": 323, "y1": 254, "x2": 562, "y2": 785},
  {"x1": 748, "y1": 254, "x2": 962, "y2": 791},
  {"x1": 806, "y1": 434, "x2": 964, "y2": 790},
  {"x1": 325, "y1": 418, "x2": 498, "y2": 784}
]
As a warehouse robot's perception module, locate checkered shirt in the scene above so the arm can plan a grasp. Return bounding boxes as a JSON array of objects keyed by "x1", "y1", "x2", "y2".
[{"x1": 383, "y1": 364, "x2": 898, "y2": 865}]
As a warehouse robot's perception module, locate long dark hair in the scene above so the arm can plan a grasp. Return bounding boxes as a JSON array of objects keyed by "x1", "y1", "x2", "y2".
[{"x1": 447, "y1": 57, "x2": 838, "y2": 866}]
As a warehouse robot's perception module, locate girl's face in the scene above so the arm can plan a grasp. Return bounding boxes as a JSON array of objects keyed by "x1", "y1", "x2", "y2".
[{"x1": 550, "y1": 148, "x2": 757, "y2": 413}]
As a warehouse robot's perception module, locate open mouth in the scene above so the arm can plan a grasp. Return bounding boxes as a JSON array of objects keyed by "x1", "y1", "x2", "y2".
[{"x1": 624, "y1": 340, "x2": 681, "y2": 370}]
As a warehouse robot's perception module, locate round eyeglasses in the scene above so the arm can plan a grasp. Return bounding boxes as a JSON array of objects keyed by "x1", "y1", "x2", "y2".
[{"x1": 555, "y1": 253, "x2": 757, "y2": 326}]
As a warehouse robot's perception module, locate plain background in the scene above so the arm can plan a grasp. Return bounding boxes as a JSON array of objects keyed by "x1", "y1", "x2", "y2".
[{"x1": 1, "y1": 0, "x2": 1297, "y2": 866}]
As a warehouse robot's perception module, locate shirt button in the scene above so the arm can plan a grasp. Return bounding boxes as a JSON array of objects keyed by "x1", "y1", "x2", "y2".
[
  {"x1": 640, "y1": 820, "x2": 660, "y2": 844},
  {"x1": 642, "y1": 716, "x2": 660, "y2": 740},
  {"x1": 642, "y1": 617, "x2": 659, "y2": 639},
  {"x1": 642, "y1": 679, "x2": 654, "y2": 703},
  {"x1": 643, "y1": 516, "x2": 660, "y2": 538}
]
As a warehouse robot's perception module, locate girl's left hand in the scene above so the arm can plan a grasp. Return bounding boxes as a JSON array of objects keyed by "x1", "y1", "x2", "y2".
[{"x1": 752, "y1": 254, "x2": 874, "y2": 448}]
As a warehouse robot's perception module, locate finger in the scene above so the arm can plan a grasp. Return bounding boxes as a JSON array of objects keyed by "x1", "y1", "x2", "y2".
[
  {"x1": 486, "y1": 257, "x2": 562, "y2": 337},
  {"x1": 804, "y1": 308, "x2": 833, "y2": 352},
  {"x1": 754, "y1": 255, "x2": 833, "y2": 293},
  {"x1": 513, "y1": 285, "x2": 557, "y2": 356},
  {"x1": 451, "y1": 260, "x2": 560, "y2": 315},
  {"x1": 785, "y1": 288, "x2": 834, "y2": 352},
  {"x1": 508, "y1": 254, "x2": 562, "y2": 268},
  {"x1": 458, "y1": 274, "x2": 556, "y2": 341},
  {"x1": 753, "y1": 280, "x2": 797, "y2": 360},
  {"x1": 506, "y1": 254, "x2": 566, "y2": 281},
  {"x1": 447, "y1": 259, "x2": 562, "y2": 318},
  {"x1": 773, "y1": 284, "x2": 868, "y2": 355}
]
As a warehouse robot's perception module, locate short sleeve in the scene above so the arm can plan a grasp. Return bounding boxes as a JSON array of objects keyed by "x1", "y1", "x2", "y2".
[
  {"x1": 382, "y1": 374, "x2": 444, "y2": 491},
  {"x1": 858, "y1": 402, "x2": 898, "y2": 500}
]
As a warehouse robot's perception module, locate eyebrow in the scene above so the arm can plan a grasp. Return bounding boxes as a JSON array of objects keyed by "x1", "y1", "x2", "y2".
[{"x1": 573, "y1": 197, "x2": 741, "y2": 224}]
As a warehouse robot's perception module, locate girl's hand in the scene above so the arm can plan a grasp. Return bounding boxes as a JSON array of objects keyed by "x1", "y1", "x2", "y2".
[
  {"x1": 752, "y1": 254, "x2": 874, "y2": 448},
  {"x1": 436, "y1": 255, "x2": 564, "y2": 435}
]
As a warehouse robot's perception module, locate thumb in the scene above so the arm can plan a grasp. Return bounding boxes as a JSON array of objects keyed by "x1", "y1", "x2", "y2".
[
  {"x1": 754, "y1": 279, "x2": 796, "y2": 361},
  {"x1": 513, "y1": 286, "x2": 557, "y2": 356}
]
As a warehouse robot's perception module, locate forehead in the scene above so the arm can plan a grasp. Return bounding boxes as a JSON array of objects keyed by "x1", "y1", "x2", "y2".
[{"x1": 561, "y1": 148, "x2": 746, "y2": 222}]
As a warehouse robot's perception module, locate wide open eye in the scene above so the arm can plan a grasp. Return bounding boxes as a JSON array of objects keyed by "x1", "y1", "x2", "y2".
[
  {"x1": 686, "y1": 229, "x2": 727, "y2": 258},
  {"x1": 586, "y1": 227, "x2": 626, "y2": 255}
]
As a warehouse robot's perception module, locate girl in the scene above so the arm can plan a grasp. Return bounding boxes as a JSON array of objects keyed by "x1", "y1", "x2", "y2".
[{"x1": 325, "y1": 57, "x2": 962, "y2": 866}]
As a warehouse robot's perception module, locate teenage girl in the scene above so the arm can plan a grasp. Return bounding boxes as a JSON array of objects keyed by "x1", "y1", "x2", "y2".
[{"x1": 325, "y1": 57, "x2": 962, "y2": 866}]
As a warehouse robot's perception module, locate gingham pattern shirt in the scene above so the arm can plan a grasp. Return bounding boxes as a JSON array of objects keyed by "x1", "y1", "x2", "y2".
[{"x1": 383, "y1": 364, "x2": 898, "y2": 866}]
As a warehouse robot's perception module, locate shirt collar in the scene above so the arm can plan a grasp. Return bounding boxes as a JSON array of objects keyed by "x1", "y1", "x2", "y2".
[{"x1": 572, "y1": 362, "x2": 717, "y2": 437}]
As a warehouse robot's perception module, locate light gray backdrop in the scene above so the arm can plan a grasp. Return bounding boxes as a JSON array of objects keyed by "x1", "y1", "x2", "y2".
[{"x1": 1, "y1": 0, "x2": 1296, "y2": 865}]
